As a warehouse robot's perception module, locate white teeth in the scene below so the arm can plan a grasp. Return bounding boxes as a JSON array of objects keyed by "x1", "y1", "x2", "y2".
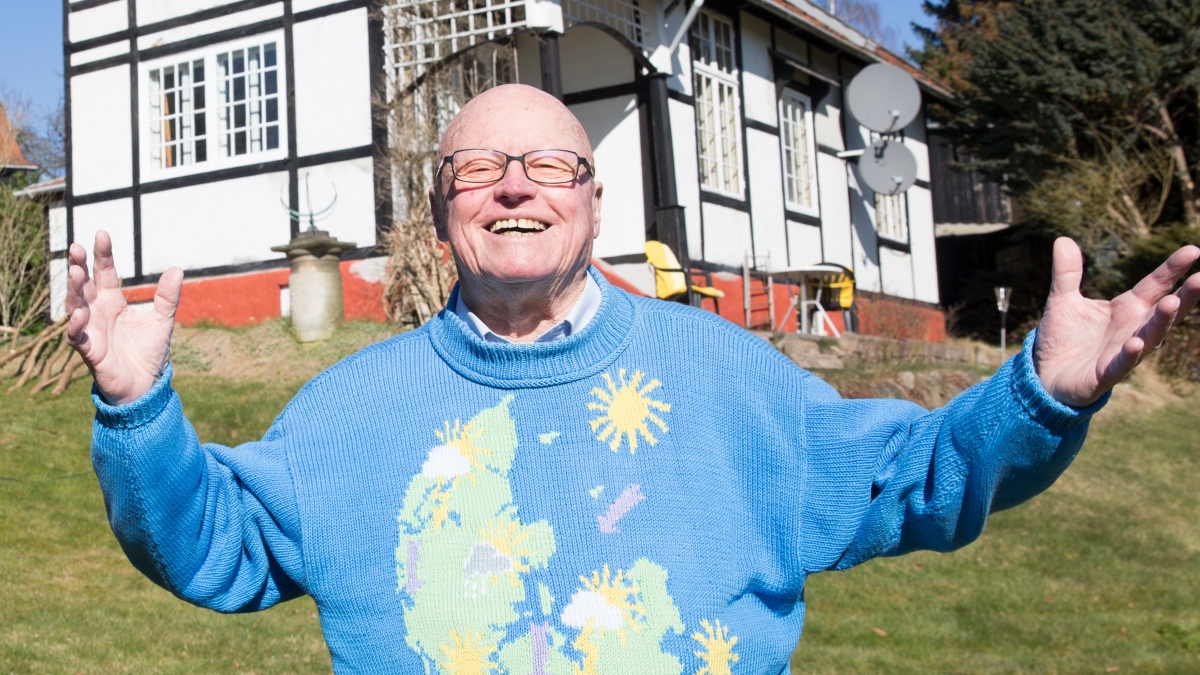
[{"x1": 488, "y1": 218, "x2": 548, "y2": 236}]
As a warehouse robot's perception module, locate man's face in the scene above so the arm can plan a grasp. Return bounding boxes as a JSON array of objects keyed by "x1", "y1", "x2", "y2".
[{"x1": 431, "y1": 85, "x2": 603, "y2": 289}]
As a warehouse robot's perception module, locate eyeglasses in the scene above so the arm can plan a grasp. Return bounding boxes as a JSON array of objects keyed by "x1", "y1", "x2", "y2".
[{"x1": 439, "y1": 148, "x2": 593, "y2": 186}]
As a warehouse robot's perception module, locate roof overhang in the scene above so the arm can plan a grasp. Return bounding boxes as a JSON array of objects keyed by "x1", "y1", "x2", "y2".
[
  {"x1": 745, "y1": 0, "x2": 957, "y2": 104},
  {"x1": 13, "y1": 177, "x2": 66, "y2": 198}
]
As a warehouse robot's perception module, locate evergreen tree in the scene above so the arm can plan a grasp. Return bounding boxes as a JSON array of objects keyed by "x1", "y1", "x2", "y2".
[{"x1": 913, "y1": 0, "x2": 1200, "y2": 234}]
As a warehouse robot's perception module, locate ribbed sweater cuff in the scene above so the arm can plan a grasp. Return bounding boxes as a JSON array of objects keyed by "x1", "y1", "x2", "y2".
[
  {"x1": 1012, "y1": 330, "x2": 1109, "y2": 429},
  {"x1": 92, "y1": 364, "x2": 175, "y2": 430}
]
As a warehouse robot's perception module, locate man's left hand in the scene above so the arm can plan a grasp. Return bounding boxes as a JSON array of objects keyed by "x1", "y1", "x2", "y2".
[{"x1": 1035, "y1": 237, "x2": 1200, "y2": 407}]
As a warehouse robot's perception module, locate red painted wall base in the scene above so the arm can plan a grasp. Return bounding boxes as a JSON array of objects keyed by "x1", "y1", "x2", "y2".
[{"x1": 121, "y1": 258, "x2": 944, "y2": 343}]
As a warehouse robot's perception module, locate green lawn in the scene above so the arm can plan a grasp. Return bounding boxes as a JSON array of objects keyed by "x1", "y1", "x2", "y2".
[{"x1": 2, "y1": 374, "x2": 1198, "y2": 673}]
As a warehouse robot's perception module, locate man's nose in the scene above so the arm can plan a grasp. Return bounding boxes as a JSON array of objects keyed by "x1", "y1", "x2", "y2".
[{"x1": 493, "y1": 157, "x2": 537, "y2": 201}]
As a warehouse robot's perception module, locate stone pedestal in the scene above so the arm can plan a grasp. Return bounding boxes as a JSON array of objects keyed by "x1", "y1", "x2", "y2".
[{"x1": 271, "y1": 230, "x2": 355, "y2": 342}]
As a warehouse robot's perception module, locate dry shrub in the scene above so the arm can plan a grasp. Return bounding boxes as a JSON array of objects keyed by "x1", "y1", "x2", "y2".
[
  {"x1": 376, "y1": 12, "x2": 517, "y2": 326},
  {"x1": 856, "y1": 297, "x2": 930, "y2": 341},
  {"x1": 0, "y1": 186, "x2": 48, "y2": 338}
]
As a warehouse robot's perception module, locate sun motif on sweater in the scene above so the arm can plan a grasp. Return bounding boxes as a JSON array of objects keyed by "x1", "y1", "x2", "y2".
[
  {"x1": 437, "y1": 628, "x2": 499, "y2": 675},
  {"x1": 587, "y1": 369, "x2": 671, "y2": 453},
  {"x1": 692, "y1": 619, "x2": 739, "y2": 675}
]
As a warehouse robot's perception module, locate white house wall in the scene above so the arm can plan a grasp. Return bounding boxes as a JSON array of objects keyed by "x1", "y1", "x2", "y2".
[
  {"x1": 739, "y1": 12, "x2": 776, "y2": 127},
  {"x1": 140, "y1": 172, "x2": 291, "y2": 274},
  {"x1": 569, "y1": 95, "x2": 645, "y2": 259},
  {"x1": 847, "y1": 167, "x2": 881, "y2": 292},
  {"x1": 814, "y1": 89, "x2": 845, "y2": 152},
  {"x1": 669, "y1": 98, "x2": 703, "y2": 263},
  {"x1": 69, "y1": 1, "x2": 128, "y2": 44},
  {"x1": 49, "y1": 204, "x2": 69, "y2": 322},
  {"x1": 136, "y1": 0, "x2": 248, "y2": 26},
  {"x1": 701, "y1": 203, "x2": 753, "y2": 268},
  {"x1": 816, "y1": 152, "x2": 852, "y2": 267},
  {"x1": 515, "y1": 32, "x2": 542, "y2": 88},
  {"x1": 879, "y1": 247, "x2": 916, "y2": 298},
  {"x1": 74, "y1": 199, "x2": 136, "y2": 277},
  {"x1": 49, "y1": 259, "x2": 69, "y2": 322},
  {"x1": 745, "y1": 128, "x2": 787, "y2": 268},
  {"x1": 907, "y1": 185, "x2": 940, "y2": 303},
  {"x1": 293, "y1": 0, "x2": 348, "y2": 12},
  {"x1": 71, "y1": 41, "x2": 130, "y2": 68},
  {"x1": 294, "y1": 8, "x2": 373, "y2": 157},
  {"x1": 787, "y1": 221, "x2": 822, "y2": 267},
  {"x1": 71, "y1": 66, "x2": 133, "y2": 196},
  {"x1": 560, "y1": 26, "x2": 635, "y2": 94},
  {"x1": 137, "y1": 4, "x2": 283, "y2": 50},
  {"x1": 295, "y1": 157, "x2": 378, "y2": 248}
]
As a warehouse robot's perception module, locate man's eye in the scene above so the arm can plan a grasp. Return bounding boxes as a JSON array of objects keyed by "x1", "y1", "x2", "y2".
[{"x1": 459, "y1": 163, "x2": 498, "y2": 175}]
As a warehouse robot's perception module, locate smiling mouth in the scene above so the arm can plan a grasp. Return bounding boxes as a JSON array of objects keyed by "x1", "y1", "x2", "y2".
[{"x1": 487, "y1": 218, "x2": 548, "y2": 237}]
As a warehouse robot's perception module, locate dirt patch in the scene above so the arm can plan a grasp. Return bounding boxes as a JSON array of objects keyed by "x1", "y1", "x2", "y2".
[
  {"x1": 170, "y1": 319, "x2": 400, "y2": 383},
  {"x1": 814, "y1": 367, "x2": 988, "y2": 409}
]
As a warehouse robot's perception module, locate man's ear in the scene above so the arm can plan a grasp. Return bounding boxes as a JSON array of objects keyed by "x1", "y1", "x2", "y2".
[
  {"x1": 591, "y1": 180, "x2": 603, "y2": 239},
  {"x1": 429, "y1": 187, "x2": 449, "y2": 242}
]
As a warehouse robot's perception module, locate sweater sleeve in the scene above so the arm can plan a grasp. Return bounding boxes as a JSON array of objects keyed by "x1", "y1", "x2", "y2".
[
  {"x1": 90, "y1": 364, "x2": 306, "y2": 612},
  {"x1": 798, "y1": 330, "x2": 1107, "y2": 573}
]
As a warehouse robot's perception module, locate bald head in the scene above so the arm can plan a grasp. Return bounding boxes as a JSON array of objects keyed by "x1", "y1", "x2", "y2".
[{"x1": 437, "y1": 84, "x2": 594, "y2": 167}]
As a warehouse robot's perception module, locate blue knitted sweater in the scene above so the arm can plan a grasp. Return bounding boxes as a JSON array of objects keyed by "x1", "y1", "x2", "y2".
[{"x1": 91, "y1": 267, "x2": 1104, "y2": 674}]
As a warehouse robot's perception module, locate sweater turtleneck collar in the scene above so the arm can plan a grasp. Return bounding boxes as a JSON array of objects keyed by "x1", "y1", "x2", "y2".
[{"x1": 426, "y1": 266, "x2": 640, "y2": 388}]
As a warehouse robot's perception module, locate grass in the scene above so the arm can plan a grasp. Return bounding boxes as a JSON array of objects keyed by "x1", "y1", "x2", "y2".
[
  {"x1": 793, "y1": 403, "x2": 1200, "y2": 673},
  {"x1": 0, "y1": 375, "x2": 330, "y2": 674},
  {"x1": 1, "y1": 368, "x2": 1198, "y2": 673}
]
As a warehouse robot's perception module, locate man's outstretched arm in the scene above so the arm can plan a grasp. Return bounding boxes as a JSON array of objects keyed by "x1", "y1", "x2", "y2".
[
  {"x1": 69, "y1": 232, "x2": 305, "y2": 611},
  {"x1": 798, "y1": 239, "x2": 1200, "y2": 572}
]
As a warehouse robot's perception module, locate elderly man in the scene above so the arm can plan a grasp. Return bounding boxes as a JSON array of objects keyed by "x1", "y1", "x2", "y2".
[{"x1": 67, "y1": 84, "x2": 1199, "y2": 673}]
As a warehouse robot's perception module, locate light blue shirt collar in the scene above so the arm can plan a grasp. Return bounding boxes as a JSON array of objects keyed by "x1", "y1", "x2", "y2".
[{"x1": 454, "y1": 273, "x2": 602, "y2": 343}]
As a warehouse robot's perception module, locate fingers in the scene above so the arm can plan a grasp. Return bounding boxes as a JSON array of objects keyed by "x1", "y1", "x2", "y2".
[
  {"x1": 66, "y1": 306, "x2": 91, "y2": 349},
  {"x1": 1134, "y1": 294, "x2": 1181, "y2": 352},
  {"x1": 92, "y1": 230, "x2": 121, "y2": 290},
  {"x1": 1099, "y1": 336, "x2": 1144, "y2": 387},
  {"x1": 154, "y1": 267, "x2": 184, "y2": 321},
  {"x1": 65, "y1": 247, "x2": 90, "y2": 316},
  {"x1": 1173, "y1": 270, "x2": 1200, "y2": 327},
  {"x1": 1049, "y1": 237, "x2": 1084, "y2": 299},
  {"x1": 1129, "y1": 244, "x2": 1200, "y2": 306}
]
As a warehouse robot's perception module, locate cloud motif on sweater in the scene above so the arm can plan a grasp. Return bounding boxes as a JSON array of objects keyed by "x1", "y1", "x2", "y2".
[
  {"x1": 421, "y1": 444, "x2": 470, "y2": 479},
  {"x1": 560, "y1": 590, "x2": 627, "y2": 631}
]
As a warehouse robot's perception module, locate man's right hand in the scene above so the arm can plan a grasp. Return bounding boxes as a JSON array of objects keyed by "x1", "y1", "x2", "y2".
[{"x1": 66, "y1": 230, "x2": 184, "y2": 405}]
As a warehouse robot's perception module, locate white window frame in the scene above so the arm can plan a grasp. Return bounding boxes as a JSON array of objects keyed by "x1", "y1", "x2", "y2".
[
  {"x1": 140, "y1": 31, "x2": 288, "y2": 180},
  {"x1": 874, "y1": 191, "x2": 909, "y2": 243},
  {"x1": 146, "y1": 57, "x2": 208, "y2": 171},
  {"x1": 778, "y1": 88, "x2": 819, "y2": 217},
  {"x1": 690, "y1": 10, "x2": 744, "y2": 199}
]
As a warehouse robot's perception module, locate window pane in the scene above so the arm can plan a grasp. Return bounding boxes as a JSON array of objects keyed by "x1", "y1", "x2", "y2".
[
  {"x1": 147, "y1": 58, "x2": 210, "y2": 170},
  {"x1": 215, "y1": 40, "x2": 282, "y2": 159}
]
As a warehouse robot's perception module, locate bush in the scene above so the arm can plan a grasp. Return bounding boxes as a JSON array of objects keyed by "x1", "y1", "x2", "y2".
[{"x1": 0, "y1": 186, "x2": 48, "y2": 336}]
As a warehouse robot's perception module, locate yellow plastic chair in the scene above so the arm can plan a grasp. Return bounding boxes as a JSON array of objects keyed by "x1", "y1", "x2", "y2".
[
  {"x1": 814, "y1": 266, "x2": 855, "y2": 309},
  {"x1": 644, "y1": 241, "x2": 726, "y2": 300}
]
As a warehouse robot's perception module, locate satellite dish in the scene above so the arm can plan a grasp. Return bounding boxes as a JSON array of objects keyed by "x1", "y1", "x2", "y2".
[
  {"x1": 857, "y1": 138, "x2": 917, "y2": 196},
  {"x1": 846, "y1": 63, "x2": 921, "y2": 133}
]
